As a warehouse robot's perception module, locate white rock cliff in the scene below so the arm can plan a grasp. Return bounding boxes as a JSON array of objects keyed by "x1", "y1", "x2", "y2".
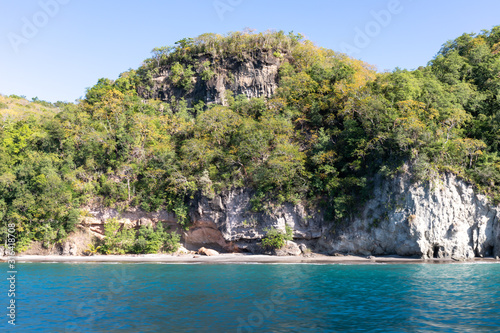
[
  {"x1": 323, "y1": 173, "x2": 500, "y2": 259},
  {"x1": 61, "y1": 172, "x2": 499, "y2": 259}
]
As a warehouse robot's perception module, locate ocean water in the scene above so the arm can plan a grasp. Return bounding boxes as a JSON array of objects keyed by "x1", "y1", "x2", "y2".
[{"x1": 1, "y1": 262, "x2": 500, "y2": 332}]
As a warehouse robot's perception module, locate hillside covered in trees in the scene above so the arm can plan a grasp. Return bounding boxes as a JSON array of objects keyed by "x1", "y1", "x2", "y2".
[{"x1": 1, "y1": 27, "x2": 500, "y2": 253}]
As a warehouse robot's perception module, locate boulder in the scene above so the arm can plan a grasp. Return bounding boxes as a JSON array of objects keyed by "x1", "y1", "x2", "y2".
[
  {"x1": 275, "y1": 241, "x2": 302, "y2": 256},
  {"x1": 175, "y1": 245, "x2": 191, "y2": 255},
  {"x1": 198, "y1": 247, "x2": 219, "y2": 256}
]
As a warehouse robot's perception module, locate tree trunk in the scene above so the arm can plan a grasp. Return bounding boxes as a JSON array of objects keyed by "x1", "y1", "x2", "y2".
[{"x1": 127, "y1": 178, "x2": 130, "y2": 201}]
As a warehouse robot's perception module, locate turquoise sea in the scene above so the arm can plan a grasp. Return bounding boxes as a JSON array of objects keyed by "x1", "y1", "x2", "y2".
[{"x1": 1, "y1": 262, "x2": 500, "y2": 332}]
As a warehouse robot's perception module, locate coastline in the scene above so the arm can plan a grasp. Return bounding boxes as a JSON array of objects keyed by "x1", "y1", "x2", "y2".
[{"x1": 3, "y1": 253, "x2": 500, "y2": 264}]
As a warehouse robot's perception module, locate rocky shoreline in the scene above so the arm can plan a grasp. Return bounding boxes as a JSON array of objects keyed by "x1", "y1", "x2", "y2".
[
  {"x1": 3, "y1": 173, "x2": 499, "y2": 261},
  {"x1": 4, "y1": 253, "x2": 500, "y2": 265},
  {"x1": 71, "y1": 172, "x2": 500, "y2": 261}
]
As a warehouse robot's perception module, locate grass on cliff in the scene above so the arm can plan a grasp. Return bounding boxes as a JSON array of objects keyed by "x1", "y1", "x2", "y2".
[{"x1": 0, "y1": 94, "x2": 61, "y2": 121}]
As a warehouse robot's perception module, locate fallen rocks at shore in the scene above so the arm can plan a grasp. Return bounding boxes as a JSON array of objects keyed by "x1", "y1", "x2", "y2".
[{"x1": 197, "y1": 247, "x2": 219, "y2": 256}]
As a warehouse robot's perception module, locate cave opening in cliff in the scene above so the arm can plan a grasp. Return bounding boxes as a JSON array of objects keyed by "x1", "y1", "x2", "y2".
[
  {"x1": 433, "y1": 245, "x2": 441, "y2": 258},
  {"x1": 484, "y1": 245, "x2": 494, "y2": 257}
]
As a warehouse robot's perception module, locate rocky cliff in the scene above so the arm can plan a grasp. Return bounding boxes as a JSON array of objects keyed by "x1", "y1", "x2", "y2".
[
  {"x1": 188, "y1": 188, "x2": 323, "y2": 253},
  {"x1": 72, "y1": 188, "x2": 322, "y2": 255},
  {"x1": 323, "y1": 173, "x2": 500, "y2": 259},
  {"x1": 138, "y1": 50, "x2": 286, "y2": 106},
  {"x1": 62, "y1": 172, "x2": 499, "y2": 260}
]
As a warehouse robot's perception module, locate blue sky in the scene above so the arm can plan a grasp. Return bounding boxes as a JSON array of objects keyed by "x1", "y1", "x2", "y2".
[{"x1": 0, "y1": 0, "x2": 499, "y2": 102}]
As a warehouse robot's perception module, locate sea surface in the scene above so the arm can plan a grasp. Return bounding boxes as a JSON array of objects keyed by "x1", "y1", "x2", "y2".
[{"x1": 1, "y1": 262, "x2": 500, "y2": 332}]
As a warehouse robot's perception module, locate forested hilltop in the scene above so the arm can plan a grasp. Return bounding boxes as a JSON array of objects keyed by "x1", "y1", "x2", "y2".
[{"x1": 1, "y1": 28, "x2": 500, "y2": 253}]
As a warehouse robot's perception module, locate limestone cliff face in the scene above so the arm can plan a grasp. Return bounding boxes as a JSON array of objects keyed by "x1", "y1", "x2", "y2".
[
  {"x1": 64, "y1": 173, "x2": 499, "y2": 259},
  {"x1": 77, "y1": 189, "x2": 323, "y2": 253},
  {"x1": 138, "y1": 50, "x2": 286, "y2": 106},
  {"x1": 187, "y1": 173, "x2": 500, "y2": 258},
  {"x1": 323, "y1": 173, "x2": 500, "y2": 259},
  {"x1": 189, "y1": 189, "x2": 324, "y2": 252}
]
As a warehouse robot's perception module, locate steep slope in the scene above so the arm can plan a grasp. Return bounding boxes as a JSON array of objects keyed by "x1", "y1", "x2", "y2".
[
  {"x1": 2, "y1": 28, "x2": 500, "y2": 259},
  {"x1": 138, "y1": 49, "x2": 287, "y2": 106},
  {"x1": 324, "y1": 172, "x2": 500, "y2": 259},
  {"x1": 63, "y1": 171, "x2": 499, "y2": 259}
]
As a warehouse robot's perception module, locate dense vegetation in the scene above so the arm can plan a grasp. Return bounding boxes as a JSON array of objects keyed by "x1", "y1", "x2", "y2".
[
  {"x1": 261, "y1": 226, "x2": 293, "y2": 251},
  {"x1": 97, "y1": 220, "x2": 180, "y2": 255},
  {"x1": 1, "y1": 28, "x2": 500, "y2": 252}
]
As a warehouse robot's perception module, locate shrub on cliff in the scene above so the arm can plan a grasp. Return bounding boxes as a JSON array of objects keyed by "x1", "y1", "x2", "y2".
[{"x1": 261, "y1": 226, "x2": 293, "y2": 250}]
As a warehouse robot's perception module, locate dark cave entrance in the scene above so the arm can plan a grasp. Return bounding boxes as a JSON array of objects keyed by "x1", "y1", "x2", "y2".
[{"x1": 433, "y1": 245, "x2": 442, "y2": 258}]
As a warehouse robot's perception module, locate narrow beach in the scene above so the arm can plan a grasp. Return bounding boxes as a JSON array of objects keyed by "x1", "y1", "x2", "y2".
[{"x1": 4, "y1": 254, "x2": 499, "y2": 264}]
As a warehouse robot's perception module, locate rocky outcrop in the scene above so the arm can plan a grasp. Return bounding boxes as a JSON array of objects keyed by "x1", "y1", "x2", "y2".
[
  {"x1": 183, "y1": 220, "x2": 229, "y2": 251},
  {"x1": 190, "y1": 188, "x2": 324, "y2": 253},
  {"x1": 48, "y1": 172, "x2": 499, "y2": 260},
  {"x1": 20, "y1": 228, "x2": 94, "y2": 256},
  {"x1": 80, "y1": 205, "x2": 233, "y2": 252},
  {"x1": 322, "y1": 173, "x2": 500, "y2": 259},
  {"x1": 188, "y1": 173, "x2": 500, "y2": 259},
  {"x1": 74, "y1": 188, "x2": 323, "y2": 255},
  {"x1": 140, "y1": 50, "x2": 287, "y2": 106},
  {"x1": 81, "y1": 206, "x2": 180, "y2": 239}
]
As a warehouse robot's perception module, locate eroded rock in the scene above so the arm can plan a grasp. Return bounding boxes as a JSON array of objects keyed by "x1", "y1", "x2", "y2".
[
  {"x1": 74, "y1": 172, "x2": 500, "y2": 261},
  {"x1": 190, "y1": 189, "x2": 323, "y2": 244},
  {"x1": 198, "y1": 247, "x2": 219, "y2": 256},
  {"x1": 140, "y1": 50, "x2": 287, "y2": 107},
  {"x1": 184, "y1": 220, "x2": 228, "y2": 251},
  {"x1": 322, "y1": 173, "x2": 500, "y2": 260},
  {"x1": 275, "y1": 241, "x2": 302, "y2": 256}
]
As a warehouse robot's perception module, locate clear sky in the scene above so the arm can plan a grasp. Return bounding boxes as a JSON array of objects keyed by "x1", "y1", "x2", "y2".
[{"x1": 0, "y1": 0, "x2": 499, "y2": 102}]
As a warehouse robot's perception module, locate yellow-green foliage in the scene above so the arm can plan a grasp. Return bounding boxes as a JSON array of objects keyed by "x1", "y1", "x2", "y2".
[
  {"x1": 0, "y1": 95, "x2": 59, "y2": 121},
  {"x1": 2, "y1": 27, "x2": 500, "y2": 250}
]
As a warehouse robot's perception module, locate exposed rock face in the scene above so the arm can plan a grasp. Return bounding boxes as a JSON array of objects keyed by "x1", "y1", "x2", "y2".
[
  {"x1": 81, "y1": 206, "x2": 179, "y2": 239},
  {"x1": 81, "y1": 206, "x2": 232, "y2": 252},
  {"x1": 60, "y1": 173, "x2": 499, "y2": 259},
  {"x1": 188, "y1": 173, "x2": 500, "y2": 259},
  {"x1": 322, "y1": 173, "x2": 500, "y2": 259},
  {"x1": 190, "y1": 188, "x2": 324, "y2": 252},
  {"x1": 20, "y1": 228, "x2": 93, "y2": 256},
  {"x1": 77, "y1": 189, "x2": 322, "y2": 254},
  {"x1": 140, "y1": 50, "x2": 286, "y2": 106},
  {"x1": 275, "y1": 241, "x2": 302, "y2": 256},
  {"x1": 183, "y1": 220, "x2": 228, "y2": 251}
]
